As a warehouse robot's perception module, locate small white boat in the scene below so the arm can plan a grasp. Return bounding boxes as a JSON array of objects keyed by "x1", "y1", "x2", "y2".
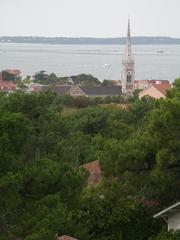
[
  {"x1": 103, "y1": 64, "x2": 111, "y2": 68},
  {"x1": 157, "y1": 50, "x2": 164, "y2": 54}
]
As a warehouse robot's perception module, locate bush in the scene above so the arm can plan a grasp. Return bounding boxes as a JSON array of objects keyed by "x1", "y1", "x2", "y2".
[
  {"x1": 73, "y1": 96, "x2": 91, "y2": 108},
  {"x1": 151, "y1": 230, "x2": 180, "y2": 240}
]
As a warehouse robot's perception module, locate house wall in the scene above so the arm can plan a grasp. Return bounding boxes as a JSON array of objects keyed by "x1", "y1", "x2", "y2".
[
  {"x1": 68, "y1": 86, "x2": 86, "y2": 97},
  {"x1": 139, "y1": 86, "x2": 165, "y2": 99},
  {"x1": 168, "y1": 212, "x2": 180, "y2": 231}
]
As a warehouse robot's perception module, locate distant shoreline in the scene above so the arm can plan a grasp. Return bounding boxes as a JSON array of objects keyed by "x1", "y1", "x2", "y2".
[{"x1": 0, "y1": 36, "x2": 180, "y2": 45}]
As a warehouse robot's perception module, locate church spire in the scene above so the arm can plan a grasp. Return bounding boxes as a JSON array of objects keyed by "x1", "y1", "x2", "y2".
[
  {"x1": 121, "y1": 19, "x2": 135, "y2": 95},
  {"x1": 127, "y1": 18, "x2": 131, "y2": 38}
]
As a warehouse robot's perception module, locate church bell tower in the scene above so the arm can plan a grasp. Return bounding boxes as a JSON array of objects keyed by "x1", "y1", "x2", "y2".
[{"x1": 121, "y1": 19, "x2": 135, "y2": 95}]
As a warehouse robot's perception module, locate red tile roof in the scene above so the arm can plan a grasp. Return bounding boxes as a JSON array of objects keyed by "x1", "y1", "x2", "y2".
[
  {"x1": 58, "y1": 235, "x2": 78, "y2": 240},
  {"x1": 152, "y1": 83, "x2": 171, "y2": 94},
  {"x1": 82, "y1": 160, "x2": 101, "y2": 186},
  {"x1": 135, "y1": 80, "x2": 170, "y2": 84},
  {"x1": 0, "y1": 81, "x2": 16, "y2": 90}
]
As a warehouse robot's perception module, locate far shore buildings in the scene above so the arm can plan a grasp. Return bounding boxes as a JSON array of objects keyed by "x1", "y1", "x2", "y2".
[{"x1": 135, "y1": 79, "x2": 170, "y2": 90}]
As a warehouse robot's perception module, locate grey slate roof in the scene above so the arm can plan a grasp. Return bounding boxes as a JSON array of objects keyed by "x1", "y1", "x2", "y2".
[
  {"x1": 42, "y1": 85, "x2": 71, "y2": 94},
  {"x1": 80, "y1": 86, "x2": 122, "y2": 96},
  {"x1": 41, "y1": 85, "x2": 122, "y2": 96}
]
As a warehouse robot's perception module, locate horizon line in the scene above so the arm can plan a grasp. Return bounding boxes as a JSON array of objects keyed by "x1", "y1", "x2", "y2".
[{"x1": 0, "y1": 35, "x2": 180, "y2": 39}]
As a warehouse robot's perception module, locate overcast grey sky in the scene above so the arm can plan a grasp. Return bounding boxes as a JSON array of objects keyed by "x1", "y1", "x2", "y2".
[{"x1": 0, "y1": 0, "x2": 180, "y2": 37}]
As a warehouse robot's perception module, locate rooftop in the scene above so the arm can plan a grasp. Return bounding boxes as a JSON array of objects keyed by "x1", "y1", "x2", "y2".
[
  {"x1": 152, "y1": 83, "x2": 172, "y2": 94},
  {"x1": 80, "y1": 86, "x2": 122, "y2": 96},
  {"x1": 58, "y1": 235, "x2": 78, "y2": 240},
  {"x1": 0, "y1": 80, "x2": 16, "y2": 90},
  {"x1": 154, "y1": 202, "x2": 180, "y2": 218},
  {"x1": 82, "y1": 160, "x2": 101, "y2": 186}
]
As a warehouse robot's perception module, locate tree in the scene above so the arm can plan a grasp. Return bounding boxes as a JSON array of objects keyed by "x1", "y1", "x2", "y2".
[
  {"x1": 0, "y1": 159, "x2": 85, "y2": 240},
  {"x1": 72, "y1": 74, "x2": 101, "y2": 86},
  {"x1": 73, "y1": 184, "x2": 161, "y2": 240},
  {"x1": 2, "y1": 71, "x2": 17, "y2": 81},
  {"x1": 33, "y1": 71, "x2": 49, "y2": 84},
  {"x1": 73, "y1": 96, "x2": 91, "y2": 108},
  {"x1": 0, "y1": 112, "x2": 30, "y2": 174},
  {"x1": 166, "y1": 78, "x2": 180, "y2": 99},
  {"x1": 0, "y1": 81, "x2": 179, "y2": 239}
]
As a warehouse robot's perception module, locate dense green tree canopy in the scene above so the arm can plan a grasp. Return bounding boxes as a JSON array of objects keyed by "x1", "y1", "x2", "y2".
[
  {"x1": 32, "y1": 72, "x2": 101, "y2": 86},
  {"x1": 0, "y1": 79, "x2": 179, "y2": 239}
]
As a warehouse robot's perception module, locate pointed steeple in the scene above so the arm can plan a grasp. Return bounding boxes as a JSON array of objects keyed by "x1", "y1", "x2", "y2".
[
  {"x1": 127, "y1": 19, "x2": 132, "y2": 56},
  {"x1": 127, "y1": 18, "x2": 131, "y2": 38},
  {"x1": 121, "y1": 19, "x2": 135, "y2": 95}
]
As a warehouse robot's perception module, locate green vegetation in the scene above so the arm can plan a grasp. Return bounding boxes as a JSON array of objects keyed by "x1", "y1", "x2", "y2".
[
  {"x1": 72, "y1": 74, "x2": 101, "y2": 86},
  {"x1": 0, "y1": 79, "x2": 180, "y2": 239},
  {"x1": 32, "y1": 71, "x2": 101, "y2": 86},
  {"x1": 2, "y1": 70, "x2": 21, "y2": 82},
  {"x1": 32, "y1": 71, "x2": 66, "y2": 85},
  {"x1": 151, "y1": 230, "x2": 180, "y2": 240}
]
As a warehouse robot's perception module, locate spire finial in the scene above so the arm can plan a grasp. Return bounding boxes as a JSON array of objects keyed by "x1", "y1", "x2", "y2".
[{"x1": 127, "y1": 18, "x2": 131, "y2": 38}]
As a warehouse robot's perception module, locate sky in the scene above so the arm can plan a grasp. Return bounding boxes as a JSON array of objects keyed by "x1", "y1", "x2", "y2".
[{"x1": 0, "y1": 0, "x2": 180, "y2": 37}]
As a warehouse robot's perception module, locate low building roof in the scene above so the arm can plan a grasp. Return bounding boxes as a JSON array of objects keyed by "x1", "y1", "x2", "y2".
[
  {"x1": 82, "y1": 160, "x2": 101, "y2": 186},
  {"x1": 41, "y1": 85, "x2": 71, "y2": 94},
  {"x1": 139, "y1": 83, "x2": 171, "y2": 98},
  {"x1": 135, "y1": 80, "x2": 170, "y2": 84},
  {"x1": 80, "y1": 86, "x2": 122, "y2": 96},
  {"x1": 154, "y1": 202, "x2": 180, "y2": 218},
  {"x1": 152, "y1": 83, "x2": 171, "y2": 95},
  {"x1": 58, "y1": 235, "x2": 78, "y2": 240},
  {"x1": 40, "y1": 85, "x2": 122, "y2": 96},
  {"x1": 0, "y1": 80, "x2": 16, "y2": 90}
]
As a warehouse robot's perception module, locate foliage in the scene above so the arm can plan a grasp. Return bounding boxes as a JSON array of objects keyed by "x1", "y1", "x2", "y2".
[
  {"x1": 73, "y1": 96, "x2": 91, "y2": 108},
  {"x1": 151, "y1": 230, "x2": 180, "y2": 240},
  {"x1": 0, "y1": 79, "x2": 179, "y2": 239},
  {"x1": 166, "y1": 78, "x2": 180, "y2": 100},
  {"x1": 32, "y1": 72, "x2": 101, "y2": 86},
  {"x1": 72, "y1": 74, "x2": 101, "y2": 86},
  {"x1": 73, "y1": 184, "x2": 161, "y2": 240},
  {"x1": 2, "y1": 70, "x2": 20, "y2": 82},
  {"x1": 102, "y1": 79, "x2": 116, "y2": 86}
]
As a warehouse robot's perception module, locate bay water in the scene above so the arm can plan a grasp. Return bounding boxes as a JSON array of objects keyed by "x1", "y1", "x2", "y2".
[{"x1": 0, "y1": 43, "x2": 180, "y2": 82}]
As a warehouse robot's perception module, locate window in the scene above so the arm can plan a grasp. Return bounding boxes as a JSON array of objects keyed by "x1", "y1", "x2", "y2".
[{"x1": 127, "y1": 72, "x2": 132, "y2": 83}]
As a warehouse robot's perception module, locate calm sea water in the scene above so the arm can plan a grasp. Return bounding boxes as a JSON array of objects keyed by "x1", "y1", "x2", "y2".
[{"x1": 0, "y1": 43, "x2": 180, "y2": 81}]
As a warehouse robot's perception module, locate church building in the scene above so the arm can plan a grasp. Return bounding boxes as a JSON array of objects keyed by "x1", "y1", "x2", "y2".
[{"x1": 121, "y1": 19, "x2": 135, "y2": 95}]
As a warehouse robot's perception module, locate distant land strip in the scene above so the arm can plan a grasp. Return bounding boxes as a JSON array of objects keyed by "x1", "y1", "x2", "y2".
[{"x1": 0, "y1": 36, "x2": 180, "y2": 44}]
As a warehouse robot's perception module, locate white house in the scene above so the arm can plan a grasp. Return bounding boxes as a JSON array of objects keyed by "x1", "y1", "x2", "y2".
[{"x1": 154, "y1": 202, "x2": 180, "y2": 231}]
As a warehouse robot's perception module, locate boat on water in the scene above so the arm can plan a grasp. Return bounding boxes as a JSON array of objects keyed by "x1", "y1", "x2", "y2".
[
  {"x1": 157, "y1": 50, "x2": 165, "y2": 54},
  {"x1": 103, "y1": 63, "x2": 111, "y2": 68}
]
